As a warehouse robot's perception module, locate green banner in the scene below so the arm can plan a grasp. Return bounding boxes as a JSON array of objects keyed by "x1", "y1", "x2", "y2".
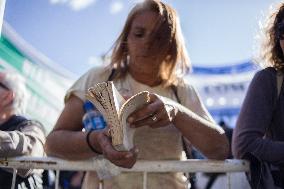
[{"x1": 0, "y1": 35, "x2": 74, "y2": 133}]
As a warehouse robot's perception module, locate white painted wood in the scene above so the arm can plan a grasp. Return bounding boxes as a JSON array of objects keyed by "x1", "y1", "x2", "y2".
[
  {"x1": 0, "y1": 157, "x2": 249, "y2": 173},
  {"x1": 1, "y1": 157, "x2": 249, "y2": 189}
]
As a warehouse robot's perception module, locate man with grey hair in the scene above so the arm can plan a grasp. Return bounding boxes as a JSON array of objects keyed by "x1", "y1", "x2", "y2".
[{"x1": 0, "y1": 70, "x2": 46, "y2": 189}]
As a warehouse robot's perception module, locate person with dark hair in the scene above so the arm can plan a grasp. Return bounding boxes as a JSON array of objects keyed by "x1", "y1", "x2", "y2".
[
  {"x1": 232, "y1": 3, "x2": 284, "y2": 188},
  {"x1": 0, "y1": 71, "x2": 46, "y2": 189},
  {"x1": 45, "y1": 0, "x2": 229, "y2": 188}
]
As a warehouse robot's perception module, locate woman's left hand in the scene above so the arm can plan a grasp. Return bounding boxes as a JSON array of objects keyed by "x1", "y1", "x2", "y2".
[{"x1": 127, "y1": 93, "x2": 178, "y2": 128}]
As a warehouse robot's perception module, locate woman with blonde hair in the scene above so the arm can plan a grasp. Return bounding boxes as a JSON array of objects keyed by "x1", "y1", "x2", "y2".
[
  {"x1": 46, "y1": 0, "x2": 229, "y2": 188},
  {"x1": 232, "y1": 3, "x2": 284, "y2": 189}
]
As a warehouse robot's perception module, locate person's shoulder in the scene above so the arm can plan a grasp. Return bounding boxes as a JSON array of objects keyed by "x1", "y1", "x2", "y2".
[
  {"x1": 173, "y1": 76, "x2": 199, "y2": 103},
  {"x1": 73, "y1": 65, "x2": 113, "y2": 88},
  {"x1": 254, "y1": 67, "x2": 276, "y2": 80},
  {"x1": 246, "y1": 68, "x2": 278, "y2": 100},
  {"x1": 250, "y1": 67, "x2": 277, "y2": 88},
  {"x1": 175, "y1": 76, "x2": 195, "y2": 92},
  {"x1": 17, "y1": 118, "x2": 46, "y2": 135},
  {"x1": 24, "y1": 119, "x2": 44, "y2": 128}
]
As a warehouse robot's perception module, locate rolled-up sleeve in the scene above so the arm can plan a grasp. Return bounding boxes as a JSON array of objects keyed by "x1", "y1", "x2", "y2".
[
  {"x1": 65, "y1": 66, "x2": 111, "y2": 103},
  {"x1": 179, "y1": 80, "x2": 215, "y2": 123}
]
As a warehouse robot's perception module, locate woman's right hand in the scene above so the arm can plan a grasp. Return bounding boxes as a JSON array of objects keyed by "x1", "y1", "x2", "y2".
[{"x1": 91, "y1": 129, "x2": 138, "y2": 169}]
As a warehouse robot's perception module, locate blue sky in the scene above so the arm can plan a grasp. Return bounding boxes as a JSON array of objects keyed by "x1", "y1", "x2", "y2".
[{"x1": 4, "y1": 0, "x2": 282, "y2": 76}]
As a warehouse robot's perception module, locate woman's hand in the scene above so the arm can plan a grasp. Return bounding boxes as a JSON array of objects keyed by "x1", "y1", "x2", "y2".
[
  {"x1": 91, "y1": 128, "x2": 138, "y2": 168},
  {"x1": 127, "y1": 93, "x2": 178, "y2": 128}
]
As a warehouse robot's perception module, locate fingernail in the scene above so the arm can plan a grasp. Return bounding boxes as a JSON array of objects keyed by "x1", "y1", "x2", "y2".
[
  {"x1": 127, "y1": 117, "x2": 134, "y2": 123},
  {"x1": 125, "y1": 153, "x2": 133, "y2": 158}
]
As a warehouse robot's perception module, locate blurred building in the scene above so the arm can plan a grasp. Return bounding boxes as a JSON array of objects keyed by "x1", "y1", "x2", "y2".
[
  {"x1": 188, "y1": 62, "x2": 259, "y2": 128},
  {"x1": 0, "y1": 22, "x2": 75, "y2": 132}
]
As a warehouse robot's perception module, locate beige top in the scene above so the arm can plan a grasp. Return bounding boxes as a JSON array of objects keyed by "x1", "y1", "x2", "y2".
[{"x1": 66, "y1": 66, "x2": 214, "y2": 189}]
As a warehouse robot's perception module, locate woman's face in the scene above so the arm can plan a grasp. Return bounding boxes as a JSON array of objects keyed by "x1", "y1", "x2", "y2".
[
  {"x1": 280, "y1": 38, "x2": 284, "y2": 55},
  {"x1": 127, "y1": 11, "x2": 168, "y2": 66},
  {"x1": 278, "y1": 21, "x2": 284, "y2": 55}
]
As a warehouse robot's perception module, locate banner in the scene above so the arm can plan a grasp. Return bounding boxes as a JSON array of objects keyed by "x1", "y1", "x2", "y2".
[{"x1": 0, "y1": 26, "x2": 74, "y2": 132}]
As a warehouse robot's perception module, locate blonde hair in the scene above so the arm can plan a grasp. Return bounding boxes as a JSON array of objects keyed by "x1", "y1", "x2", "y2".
[
  {"x1": 258, "y1": 3, "x2": 284, "y2": 71},
  {"x1": 109, "y1": 0, "x2": 190, "y2": 86}
]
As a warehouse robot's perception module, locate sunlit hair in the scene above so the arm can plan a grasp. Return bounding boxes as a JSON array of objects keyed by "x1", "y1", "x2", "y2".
[
  {"x1": 0, "y1": 71, "x2": 28, "y2": 114},
  {"x1": 109, "y1": 0, "x2": 190, "y2": 86},
  {"x1": 259, "y1": 3, "x2": 284, "y2": 71}
]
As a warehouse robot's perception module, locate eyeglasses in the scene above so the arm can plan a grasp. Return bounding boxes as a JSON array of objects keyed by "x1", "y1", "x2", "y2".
[{"x1": 0, "y1": 82, "x2": 9, "y2": 90}]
